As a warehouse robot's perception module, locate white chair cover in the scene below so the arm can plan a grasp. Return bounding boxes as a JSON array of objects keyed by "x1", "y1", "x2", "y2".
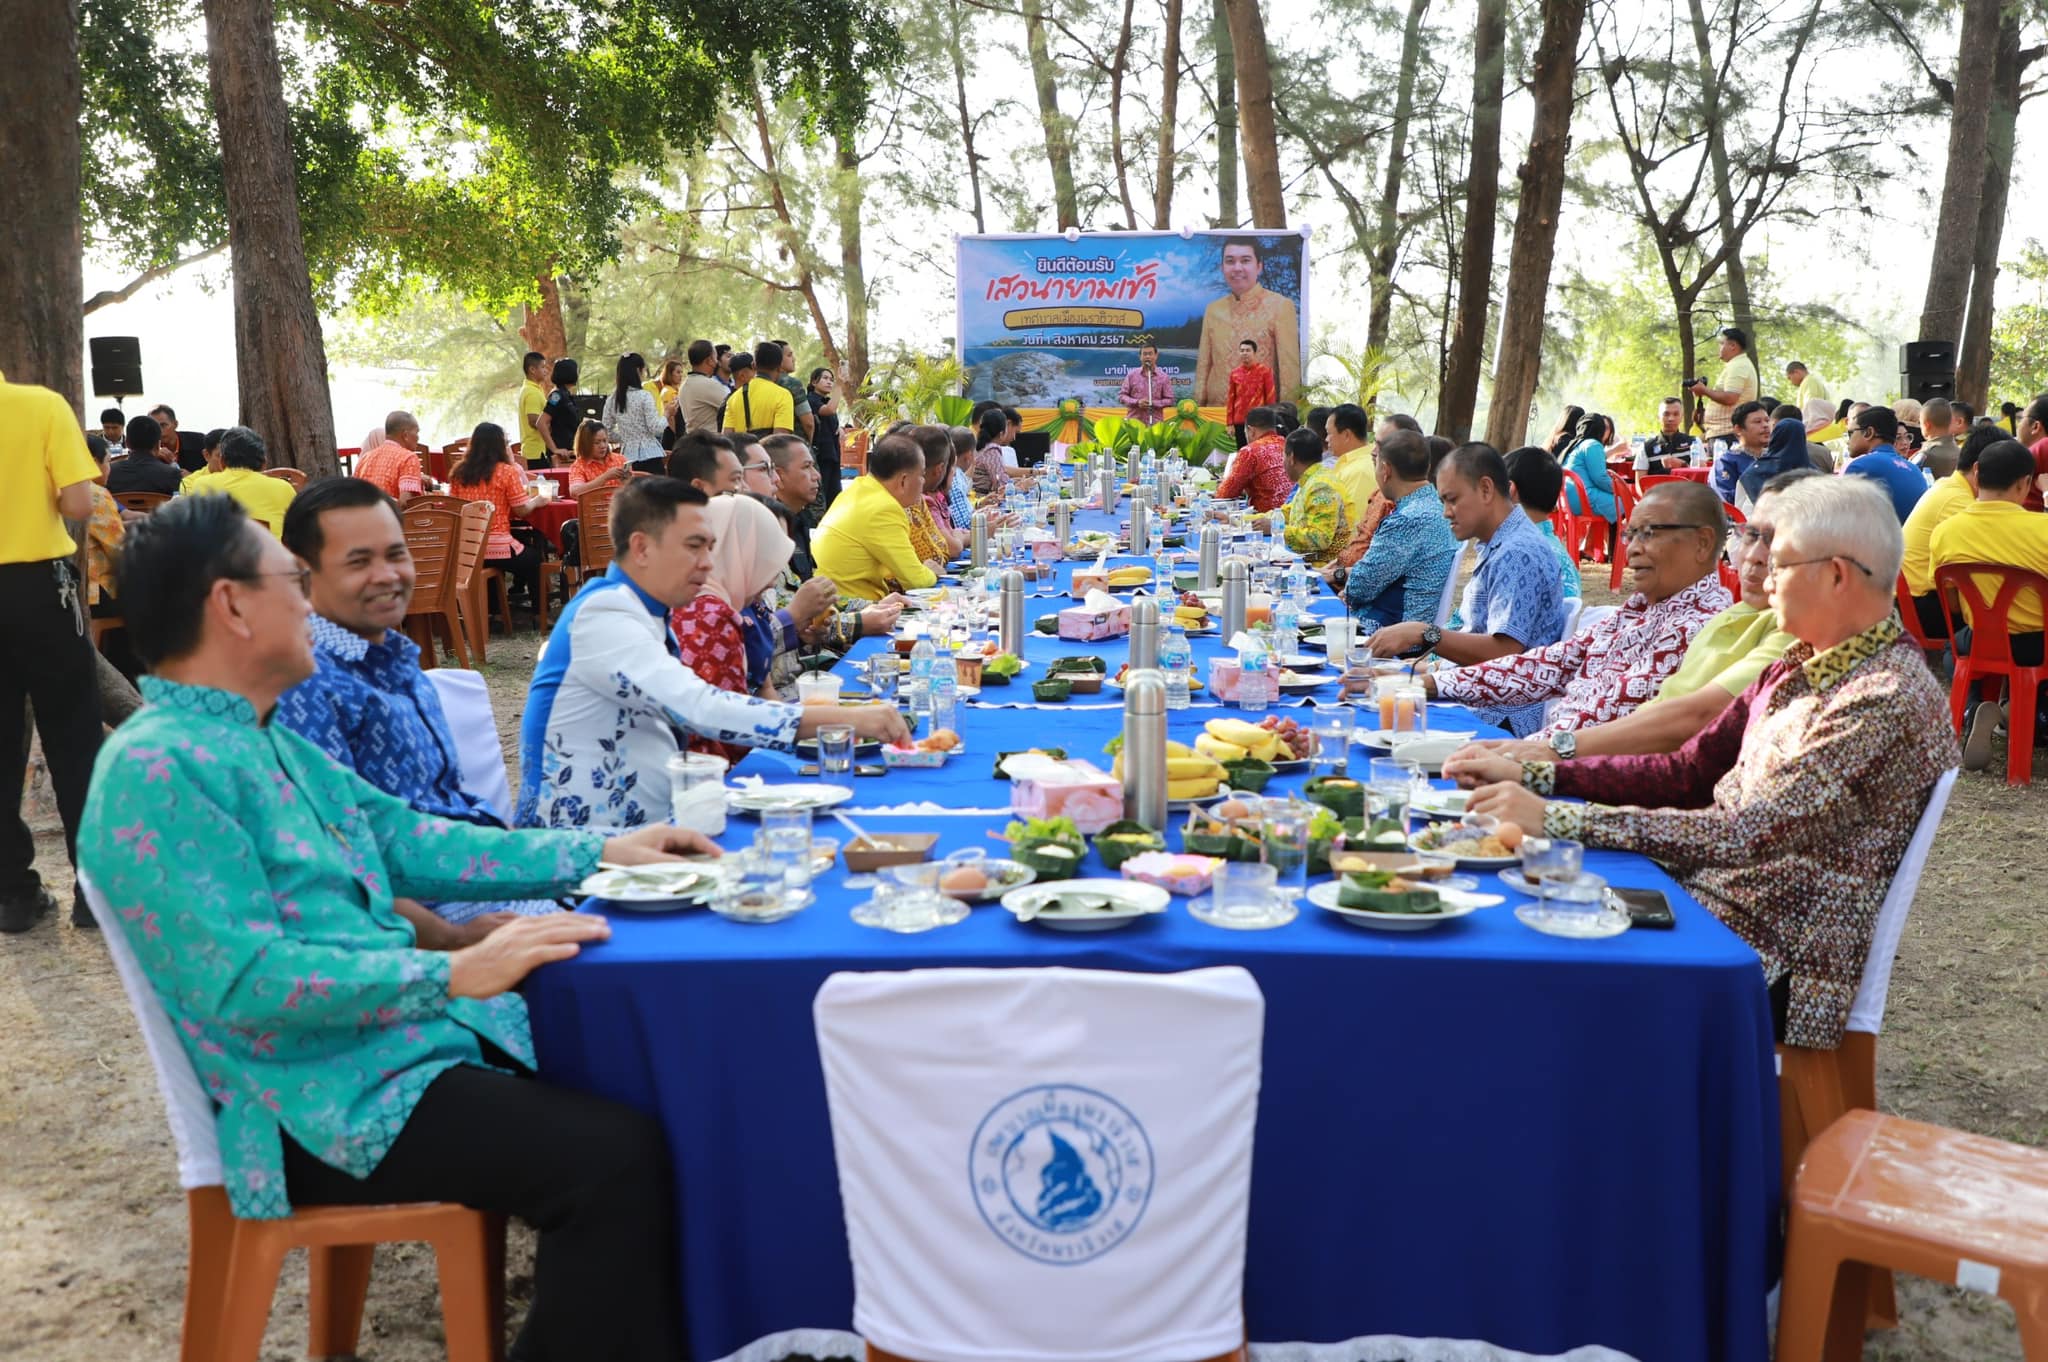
[
  {"x1": 1846, "y1": 768, "x2": 1958, "y2": 1036},
  {"x1": 423, "y1": 667, "x2": 512, "y2": 823},
  {"x1": 815, "y1": 966, "x2": 1264, "y2": 1362},
  {"x1": 78, "y1": 872, "x2": 223, "y2": 1190},
  {"x1": 1558, "y1": 597, "x2": 1585, "y2": 639},
  {"x1": 1571, "y1": 604, "x2": 1617, "y2": 636},
  {"x1": 1434, "y1": 541, "x2": 1473, "y2": 628}
]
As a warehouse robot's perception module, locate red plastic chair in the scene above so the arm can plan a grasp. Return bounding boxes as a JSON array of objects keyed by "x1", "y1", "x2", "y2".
[
  {"x1": 1560, "y1": 470, "x2": 1612, "y2": 565},
  {"x1": 1724, "y1": 499, "x2": 1746, "y2": 525},
  {"x1": 1608, "y1": 479, "x2": 1641, "y2": 591},
  {"x1": 1717, "y1": 559, "x2": 1740, "y2": 595},
  {"x1": 1639, "y1": 474, "x2": 1681, "y2": 490},
  {"x1": 1548, "y1": 506, "x2": 1579, "y2": 566},
  {"x1": 1894, "y1": 573, "x2": 1948, "y2": 661},
  {"x1": 1934, "y1": 562, "x2": 2048, "y2": 786}
]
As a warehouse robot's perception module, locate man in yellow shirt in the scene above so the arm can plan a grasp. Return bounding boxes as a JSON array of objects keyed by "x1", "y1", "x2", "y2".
[
  {"x1": 180, "y1": 427, "x2": 297, "y2": 536},
  {"x1": 1444, "y1": 469, "x2": 1807, "y2": 774},
  {"x1": 518, "y1": 350, "x2": 550, "y2": 468},
  {"x1": 1324, "y1": 403, "x2": 1376, "y2": 518},
  {"x1": 811, "y1": 434, "x2": 939, "y2": 601},
  {"x1": 719, "y1": 351, "x2": 794, "y2": 436},
  {"x1": 0, "y1": 372, "x2": 105, "y2": 933},
  {"x1": 1688, "y1": 327, "x2": 1759, "y2": 440},
  {"x1": 1930, "y1": 438, "x2": 2048, "y2": 770},
  {"x1": 1900, "y1": 431, "x2": 1985, "y2": 638}
]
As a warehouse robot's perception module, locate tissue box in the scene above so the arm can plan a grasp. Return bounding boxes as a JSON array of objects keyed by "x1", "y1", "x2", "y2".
[
  {"x1": 1207, "y1": 658, "x2": 1243, "y2": 701},
  {"x1": 1058, "y1": 604, "x2": 1131, "y2": 640},
  {"x1": 1010, "y1": 759, "x2": 1126, "y2": 834},
  {"x1": 1029, "y1": 537, "x2": 1065, "y2": 563}
]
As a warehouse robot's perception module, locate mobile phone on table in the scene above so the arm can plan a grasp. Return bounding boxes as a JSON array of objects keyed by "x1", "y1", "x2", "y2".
[
  {"x1": 854, "y1": 763, "x2": 888, "y2": 777},
  {"x1": 1607, "y1": 887, "x2": 1676, "y2": 929}
]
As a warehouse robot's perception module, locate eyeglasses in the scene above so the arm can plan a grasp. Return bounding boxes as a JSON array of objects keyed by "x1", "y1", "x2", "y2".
[
  {"x1": 235, "y1": 567, "x2": 312, "y2": 598},
  {"x1": 1726, "y1": 524, "x2": 1774, "y2": 546},
  {"x1": 1619, "y1": 522, "x2": 1713, "y2": 544},
  {"x1": 1766, "y1": 554, "x2": 1875, "y2": 582},
  {"x1": 741, "y1": 461, "x2": 773, "y2": 474}
]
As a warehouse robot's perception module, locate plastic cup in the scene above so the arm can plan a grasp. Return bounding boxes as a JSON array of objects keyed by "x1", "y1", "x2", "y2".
[
  {"x1": 665, "y1": 752, "x2": 729, "y2": 835},
  {"x1": 797, "y1": 672, "x2": 844, "y2": 706},
  {"x1": 1211, "y1": 861, "x2": 1284, "y2": 927}
]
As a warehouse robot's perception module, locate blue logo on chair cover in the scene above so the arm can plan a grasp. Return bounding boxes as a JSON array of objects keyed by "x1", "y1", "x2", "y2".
[{"x1": 969, "y1": 1083, "x2": 1154, "y2": 1265}]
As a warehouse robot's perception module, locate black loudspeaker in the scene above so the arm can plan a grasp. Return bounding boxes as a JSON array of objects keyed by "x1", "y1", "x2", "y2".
[
  {"x1": 1901, "y1": 340, "x2": 1957, "y2": 402},
  {"x1": 89, "y1": 336, "x2": 143, "y2": 397},
  {"x1": 1012, "y1": 431, "x2": 1051, "y2": 468},
  {"x1": 573, "y1": 393, "x2": 605, "y2": 422}
]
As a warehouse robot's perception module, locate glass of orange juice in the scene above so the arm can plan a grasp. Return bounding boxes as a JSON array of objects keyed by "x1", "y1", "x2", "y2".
[
  {"x1": 1396, "y1": 685, "x2": 1427, "y2": 734},
  {"x1": 1374, "y1": 676, "x2": 1403, "y2": 730}
]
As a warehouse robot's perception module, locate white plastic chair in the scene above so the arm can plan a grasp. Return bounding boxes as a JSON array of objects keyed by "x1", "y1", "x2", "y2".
[
  {"x1": 1431, "y1": 540, "x2": 1473, "y2": 628},
  {"x1": 1847, "y1": 767, "x2": 1958, "y2": 1037},
  {"x1": 815, "y1": 966, "x2": 1264, "y2": 1362},
  {"x1": 1558, "y1": 596, "x2": 1585, "y2": 638},
  {"x1": 423, "y1": 667, "x2": 513, "y2": 822},
  {"x1": 1571, "y1": 604, "x2": 1617, "y2": 637}
]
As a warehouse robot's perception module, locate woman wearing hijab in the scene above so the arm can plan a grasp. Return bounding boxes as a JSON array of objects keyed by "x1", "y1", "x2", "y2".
[
  {"x1": 1561, "y1": 411, "x2": 1618, "y2": 525},
  {"x1": 1736, "y1": 417, "x2": 1813, "y2": 509},
  {"x1": 670, "y1": 494, "x2": 798, "y2": 765}
]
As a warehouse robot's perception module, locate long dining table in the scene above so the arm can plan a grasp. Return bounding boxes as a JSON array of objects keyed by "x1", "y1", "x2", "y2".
[{"x1": 522, "y1": 496, "x2": 1782, "y2": 1362}]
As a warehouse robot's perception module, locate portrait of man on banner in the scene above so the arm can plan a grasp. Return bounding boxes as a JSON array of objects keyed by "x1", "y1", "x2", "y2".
[{"x1": 1194, "y1": 238, "x2": 1301, "y2": 405}]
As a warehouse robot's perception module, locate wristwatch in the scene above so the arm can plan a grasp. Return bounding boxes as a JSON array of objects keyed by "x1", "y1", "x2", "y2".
[
  {"x1": 1420, "y1": 624, "x2": 1443, "y2": 651},
  {"x1": 1548, "y1": 729, "x2": 1578, "y2": 760}
]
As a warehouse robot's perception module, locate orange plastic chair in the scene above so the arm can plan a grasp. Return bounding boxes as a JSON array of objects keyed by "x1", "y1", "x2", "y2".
[
  {"x1": 451, "y1": 500, "x2": 496, "y2": 662},
  {"x1": 1933, "y1": 561, "x2": 2048, "y2": 786},
  {"x1": 115, "y1": 491, "x2": 172, "y2": 515},
  {"x1": 77, "y1": 872, "x2": 509, "y2": 1362},
  {"x1": 1776, "y1": 1110, "x2": 2048, "y2": 1362},
  {"x1": 264, "y1": 466, "x2": 307, "y2": 489},
  {"x1": 399, "y1": 503, "x2": 472, "y2": 669},
  {"x1": 539, "y1": 485, "x2": 621, "y2": 632}
]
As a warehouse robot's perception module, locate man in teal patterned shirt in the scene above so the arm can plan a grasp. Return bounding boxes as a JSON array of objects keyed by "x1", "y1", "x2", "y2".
[{"x1": 80, "y1": 495, "x2": 711, "y2": 1360}]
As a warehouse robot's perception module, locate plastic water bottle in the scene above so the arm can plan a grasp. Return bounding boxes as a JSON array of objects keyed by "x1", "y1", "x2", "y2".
[
  {"x1": 1238, "y1": 634, "x2": 1271, "y2": 714},
  {"x1": 1273, "y1": 595, "x2": 1300, "y2": 664},
  {"x1": 908, "y1": 636, "x2": 936, "y2": 723},
  {"x1": 1148, "y1": 517, "x2": 1166, "y2": 563},
  {"x1": 929, "y1": 636, "x2": 958, "y2": 735},
  {"x1": 1160, "y1": 623, "x2": 1192, "y2": 711}
]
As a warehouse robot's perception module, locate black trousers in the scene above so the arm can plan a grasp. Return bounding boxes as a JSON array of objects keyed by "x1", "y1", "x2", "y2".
[
  {"x1": 492, "y1": 534, "x2": 544, "y2": 606},
  {"x1": 283, "y1": 1063, "x2": 682, "y2": 1362},
  {"x1": 1910, "y1": 590, "x2": 1951, "y2": 642},
  {"x1": 0, "y1": 560, "x2": 103, "y2": 896}
]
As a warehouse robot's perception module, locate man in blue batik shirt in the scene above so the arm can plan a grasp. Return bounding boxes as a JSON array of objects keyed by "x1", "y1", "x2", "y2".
[
  {"x1": 275, "y1": 479, "x2": 560, "y2": 938},
  {"x1": 1358, "y1": 442, "x2": 1568, "y2": 669}
]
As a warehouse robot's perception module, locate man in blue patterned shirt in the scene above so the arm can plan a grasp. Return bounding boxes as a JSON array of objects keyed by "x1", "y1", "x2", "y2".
[
  {"x1": 276, "y1": 479, "x2": 560, "y2": 938},
  {"x1": 1341, "y1": 429, "x2": 1459, "y2": 632},
  {"x1": 1360, "y1": 442, "x2": 1568, "y2": 664}
]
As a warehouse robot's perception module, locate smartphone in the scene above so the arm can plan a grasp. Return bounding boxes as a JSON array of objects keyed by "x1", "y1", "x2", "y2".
[
  {"x1": 854, "y1": 763, "x2": 888, "y2": 777},
  {"x1": 1608, "y1": 887, "x2": 1676, "y2": 929}
]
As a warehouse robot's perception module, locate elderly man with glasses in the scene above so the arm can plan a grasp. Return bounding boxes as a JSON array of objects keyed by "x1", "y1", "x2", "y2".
[
  {"x1": 1465, "y1": 476, "x2": 1957, "y2": 1051},
  {"x1": 1404, "y1": 481, "x2": 1734, "y2": 738}
]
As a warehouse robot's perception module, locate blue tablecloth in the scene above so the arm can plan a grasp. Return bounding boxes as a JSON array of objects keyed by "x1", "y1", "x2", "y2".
[{"x1": 524, "y1": 503, "x2": 1781, "y2": 1362}]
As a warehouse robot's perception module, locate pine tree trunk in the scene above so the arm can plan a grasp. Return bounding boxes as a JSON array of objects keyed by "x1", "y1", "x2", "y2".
[
  {"x1": 1023, "y1": 0, "x2": 1079, "y2": 231},
  {"x1": 1686, "y1": 0, "x2": 1753, "y2": 365},
  {"x1": 835, "y1": 135, "x2": 871, "y2": 390},
  {"x1": 203, "y1": 0, "x2": 337, "y2": 475},
  {"x1": 1482, "y1": 0, "x2": 1584, "y2": 452},
  {"x1": 520, "y1": 273, "x2": 568, "y2": 359},
  {"x1": 1919, "y1": 0, "x2": 2001, "y2": 343},
  {"x1": 0, "y1": 0, "x2": 84, "y2": 412},
  {"x1": 1367, "y1": 0, "x2": 1430, "y2": 355},
  {"x1": 1956, "y1": 14, "x2": 2021, "y2": 409},
  {"x1": 946, "y1": 0, "x2": 987, "y2": 234},
  {"x1": 1153, "y1": 0, "x2": 1184, "y2": 228},
  {"x1": 1436, "y1": 0, "x2": 1504, "y2": 443},
  {"x1": 1224, "y1": 0, "x2": 1286, "y2": 228},
  {"x1": 1109, "y1": 0, "x2": 1140, "y2": 228},
  {"x1": 1212, "y1": 0, "x2": 1239, "y2": 226}
]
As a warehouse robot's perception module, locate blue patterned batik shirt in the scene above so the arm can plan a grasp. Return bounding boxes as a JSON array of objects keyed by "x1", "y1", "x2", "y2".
[
  {"x1": 1343, "y1": 484, "x2": 1459, "y2": 632},
  {"x1": 1466, "y1": 507, "x2": 1569, "y2": 654}
]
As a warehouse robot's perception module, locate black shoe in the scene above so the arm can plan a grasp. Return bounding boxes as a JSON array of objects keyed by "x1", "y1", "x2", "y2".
[
  {"x1": 71, "y1": 889, "x2": 98, "y2": 930},
  {"x1": 0, "y1": 888, "x2": 57, "y2": 935}
]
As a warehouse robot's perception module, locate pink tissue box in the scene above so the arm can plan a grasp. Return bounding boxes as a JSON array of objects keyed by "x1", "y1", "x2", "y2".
[
  {"x1": 1207, "y1": 658, "x2": 1243, "y2": 701},
  {"x1": 1030, "y1": 538, "x2": 1065, "y2": 563},
  {"x1": 1058, "y1": 603, "x2": 1131, "y2": 641},
  {"x1": 1010, "y1": 760, "x2": 1126, "y2": 834}
]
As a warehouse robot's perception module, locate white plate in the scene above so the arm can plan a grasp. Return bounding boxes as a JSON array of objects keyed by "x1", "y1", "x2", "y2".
[
  {"x1": 1408, "y1": 825, "x2": 1521, "y2": 868},
  {"x1": 1412, "y1": 789, "x2": 1472, "y2": 819},
  {"x1": 1514, "y1": 904, "x2": 1632, "y2": 939},
  {"x1": 1357, "y1": 728, "x2": 1477, "y2": 750},
  {"x1": 729, "y1": 784, "x2": 855, "y2": 814},
  {"x1": 1001, "y1": 878, "x2": 1170, "y2": 931},
  {"x1": 579, "y1": 866, "x2": 722, "y2": 906},
  {"x1": 1307, "y1": 881, "x2": 1501, "y2": 931},
  {"x1": 1168, "y1": 791, "x2": 1232, "y2": 811},
  {"x1": 1277, "y1": 654, "x2": 1327, "y2": 670}
]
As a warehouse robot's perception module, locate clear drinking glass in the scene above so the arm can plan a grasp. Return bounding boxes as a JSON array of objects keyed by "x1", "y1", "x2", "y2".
[
  {"x1": 665, "y1": 752, "x2": 729, "y2": 836},
  {"x1": 758, "y1": 807, "x2": 814, "y2": 892},
  {"x1": 817, "y1": 723, "x2": 856, "y2": 774},
  {"x1": 1204, "y1": 861, "x2": 1286, "y2": 928},
  {"x1": 1366, "y1": 757, "x2": 1413, "y2": 845},
  {"x1": 1311, "y1": 707, "x2": 1352, "y2": 781},
  {"x1": 1259, "y1": 800, "x2": 1313, "y2": 895},
  {"x1": 1519, "y1": 836, "x2": 1585, "y2": 890},
  {"x1": 865, "y1": 654, "x2": 899, "y2": 706},
  {"x1": 1396, "y1": 685, "x2": 1428, "y2": 735}
]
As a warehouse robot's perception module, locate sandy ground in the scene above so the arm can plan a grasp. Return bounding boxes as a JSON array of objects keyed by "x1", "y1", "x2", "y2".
[{"x1": 3, "y1": 593, "x2": 2043, "y2": 1361}]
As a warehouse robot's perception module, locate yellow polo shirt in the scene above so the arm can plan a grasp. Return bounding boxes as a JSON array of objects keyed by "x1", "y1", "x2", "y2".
[
  {"x1": 0, "y1": 373, "x2": 99, "y2": 562},
  {"x1": 1646, "y1": 603, "x2": 1797, "y2": 704},
  {"x1": 1901, "y1": 471, "x2": 1974, "y2": 595},
  {"x1": 182, "y1": 467, "x2": 297, "y2": 537},
  {"x1": 1929, "y1": 499, "x2": 2048, "y2": 633},
  {"x1": 1332, "y1": 446, "x2": 1375, "y2": 520},
  {"x1": 812, "y1": 476, "x2": 937, "y2": 601},
  {"x1": 723, "y1": 377, "x2": 795, "y2": 433},
  {"x1": 518, "y1": 379, "x2": 547, "y2": 461}
]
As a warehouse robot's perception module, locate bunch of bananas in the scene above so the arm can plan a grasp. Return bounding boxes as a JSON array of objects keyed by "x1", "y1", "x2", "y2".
[
  {"x1": 1173, "y1": 603, "x2": 1209, "y2": 628},
  {"x1": 1105, "y1": 566, "x2": 1153, "y2": 588},
  {"x1": 1109, "y1": 739, "x2": 1227, "y2": 800},
  {"x1": 1193, "y1": 717, "x2": 1291, "y2": 764}
]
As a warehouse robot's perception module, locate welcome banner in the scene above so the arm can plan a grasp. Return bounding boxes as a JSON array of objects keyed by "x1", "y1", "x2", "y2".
[{"x1": 956, "y1": 229, "x2": 1312, "y2": 410}]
